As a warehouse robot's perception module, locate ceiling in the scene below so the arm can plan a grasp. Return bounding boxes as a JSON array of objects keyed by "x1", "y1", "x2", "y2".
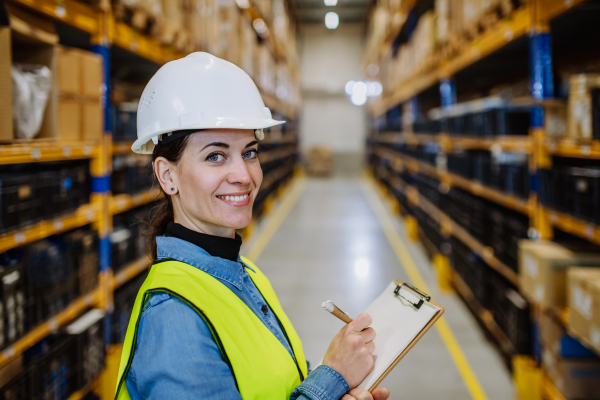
[{"x1": 291, "y1": 0, "x2": 372, "y2": 25}]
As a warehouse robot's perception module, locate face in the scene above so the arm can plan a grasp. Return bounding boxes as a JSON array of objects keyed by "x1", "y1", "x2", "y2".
[{"x1": 155, "y1": 129, "x2": 262, "y2": 238}]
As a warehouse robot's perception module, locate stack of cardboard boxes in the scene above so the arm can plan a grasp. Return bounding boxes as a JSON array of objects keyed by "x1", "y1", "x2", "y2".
[
  {"x1": 518, "y1": 240, "x2": 600, "y2": 398},
  {"x1": 568, "y1": 74, "x2": 600, "y2": 142},
  {"x1": 56, "y1": 46, "x2": 103, "y2": 141}
]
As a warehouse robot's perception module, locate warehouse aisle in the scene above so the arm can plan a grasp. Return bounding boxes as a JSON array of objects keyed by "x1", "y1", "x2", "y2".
[{"x1": 243, "y1": 176, "x2": 514, "y2": 400}]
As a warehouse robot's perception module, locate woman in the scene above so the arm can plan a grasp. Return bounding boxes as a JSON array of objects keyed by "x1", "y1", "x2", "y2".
[{"x1": 114, "y1": 52, "x2": 390, "y2": 400}]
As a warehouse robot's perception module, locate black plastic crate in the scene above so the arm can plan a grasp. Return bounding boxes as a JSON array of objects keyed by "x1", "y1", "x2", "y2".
[
  {"x1": 66, "y1": 310, "x2": 105, "y2": 392},
  {"x1": 65, "y1": 228, "x2": 99, "y2": 295},
  {"x1": 564, "y1": 166, "x2": 600, "y2": 224},
  {"x1": 0, "y1": 259, "x2": 29, "y2": 349},
  {"x1": 111, "y1": 103, "x2": 138, "y2": 142},
  {"x1": 499, "y1": 109, "x2": 531, "y2": 136},
  {"x1": 0, "y1": 172, "x2": 41, "y2": 234}
]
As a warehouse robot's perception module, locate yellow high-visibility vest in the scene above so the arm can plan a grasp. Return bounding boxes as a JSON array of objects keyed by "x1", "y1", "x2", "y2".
[{"x1": 114, "y1": 256, "x2": 307, "y2": 399}]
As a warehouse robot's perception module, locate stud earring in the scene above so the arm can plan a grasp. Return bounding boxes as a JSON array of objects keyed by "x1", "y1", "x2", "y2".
[{"x1": 171, "y1": 188, "x2": 175, "y2": 191}]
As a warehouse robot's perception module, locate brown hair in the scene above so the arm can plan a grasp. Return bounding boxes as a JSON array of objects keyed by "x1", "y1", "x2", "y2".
[{"x1": 147, "y1": 134, "x2": 191, "y2": 259}]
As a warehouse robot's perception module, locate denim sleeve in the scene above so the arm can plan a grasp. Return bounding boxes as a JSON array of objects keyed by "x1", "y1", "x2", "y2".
[{"x1": 125, "y1": 294, "x2": 350, "y2": 400}]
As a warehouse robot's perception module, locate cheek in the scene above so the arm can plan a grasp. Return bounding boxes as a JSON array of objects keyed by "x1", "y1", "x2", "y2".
[
  {"x1": 251, "y1": 164, "x2": 263, "y2": 188},
  {"x1": 181, "y1": 166, "x2": 222, "y2": 202}
]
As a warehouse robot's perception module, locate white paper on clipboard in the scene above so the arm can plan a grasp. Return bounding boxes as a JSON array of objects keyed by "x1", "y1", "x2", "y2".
[{"x1": 357, "y1": 281, "x2": 442, "y2": 390}]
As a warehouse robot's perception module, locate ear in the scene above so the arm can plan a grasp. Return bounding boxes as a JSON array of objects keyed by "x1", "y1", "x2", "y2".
[{"x1": 154, "y1": 157, "x2": 179, "y2": 195}]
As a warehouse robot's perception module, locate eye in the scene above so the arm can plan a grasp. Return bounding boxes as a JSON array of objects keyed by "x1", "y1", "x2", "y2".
[
  {"x1": 207, "y1": 153, "x2": 224, "y2": 162},
  {"x1": 243, "y1": 149, "x2": 258, "y2": 159}
]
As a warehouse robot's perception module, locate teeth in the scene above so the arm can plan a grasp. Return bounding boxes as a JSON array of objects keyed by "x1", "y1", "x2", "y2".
[{"x1": 219, "y1": 194, "x2": 248, "y2": 201}]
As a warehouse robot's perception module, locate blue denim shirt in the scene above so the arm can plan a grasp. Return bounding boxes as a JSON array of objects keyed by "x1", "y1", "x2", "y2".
[{"x1": 124, "y1": 236, "x2": 350, "y2": 400}]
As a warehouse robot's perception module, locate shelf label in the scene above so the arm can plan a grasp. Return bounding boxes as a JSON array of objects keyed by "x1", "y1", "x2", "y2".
[
  {"x1": 14, "y1": 233, "x2": 25, "y2": 244},
  {"x1": 87, "y1": 212, "x2": 95, "y2": 221},
  {"x1": 85, "y1": 294, "x2": 93, "y2": 305},
  {"x1": 55, "y1": 5, "x2": 66, "y2": 18},
  {"x1": 48, "y1": 318, "x2": 58, "y2": 332},
  {"x1": 581, "y1": 145, "x2": 591, "y2": 156},
  {"x1": 2, "y1": 347, "x2": 15, "y2": 359},
  {"x1": 84, "y1": 146, "x2": 92, "y2": 156},
  {"x1": 504, "y1": 29, "x2": 514, "y2": 41},
  {"x1": 117, "y1": 273, "x2": 126, "y2": 285},
  {"x1": 586, "y1": 225, "x2": 594, "y2": 238},
  {"x1": 62, "y1": 147, "x2": 72, "y2": 157},
  {"x1": 30, "y1": 148, "x2": 41, "y2": 160},
  {"x1": 565, "y1": 0, "x2": 573, "y2": 7},
  {"x1": 53, "y1": 220, "x2": 63, "y2": 231}
]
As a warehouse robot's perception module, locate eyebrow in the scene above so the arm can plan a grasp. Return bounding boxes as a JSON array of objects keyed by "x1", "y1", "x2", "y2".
[
  {"x1": 201, "y1": 142, "x2": 229, "y2": 151},
  {"x1": 246, "y1": 141, "x2": 258, "y2": 148}
]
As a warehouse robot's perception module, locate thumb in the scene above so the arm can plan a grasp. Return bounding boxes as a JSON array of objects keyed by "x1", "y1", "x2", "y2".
[{"x1": 348, "y1": 313, "x2": 372, "y2": 332}]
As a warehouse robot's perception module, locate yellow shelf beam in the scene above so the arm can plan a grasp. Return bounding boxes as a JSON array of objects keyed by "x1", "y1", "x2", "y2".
[
  {"x1": 0, "y1": 288, "x2": 101, "y2": 369},
  {"x1": 545, "y1": 207, "x2": 600, "y2": 247},
  {"x1": 376, "y1": 132, "x2": 531, "y2": 153},
  {"x1": 7, "y1": 0, "x2": 101, "y2": 35},
  {"x1": 544, "y1": 139, "x2": 600, "y2": 159},
  {"x1": 0, "y1": 141, "x2": 100, "y2": 165},
  {"x1": 0, "y1": 203, "x2": 101, "y2": 254},
  {"x1": 111, "y1": 141, "x2": 134, "y2": 155},
  {"x1": 111, "y1": 256, "x2": 152, "y2": 290},
  {"x1": 110, "y1": 18, "x2": 186, "y2": 65},
  {"x1": 541, "y1": 373, "x2": 567, "y2": 400},
  {"x1": 109, "y1": 189, "x2": 161, "y2": 215}
]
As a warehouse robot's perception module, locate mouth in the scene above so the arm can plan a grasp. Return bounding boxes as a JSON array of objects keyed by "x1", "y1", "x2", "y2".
[{"x1": 216, "y1": 192, "x2": 251, "y2": 207}]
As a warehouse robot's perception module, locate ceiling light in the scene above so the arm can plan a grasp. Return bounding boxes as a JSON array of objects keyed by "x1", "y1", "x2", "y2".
[
  {"x1": 325, "y1": 12, "x2": 339, "y2": 29},
  {"x1": 324, "y1": 0, "x2": 338, "y2": 5},
  {"x1": 353, "y1": 81, "x2": 368, "y2": 97},
  {"x1": 351, "y1": 93, "x2": 367, "y2": 106}
]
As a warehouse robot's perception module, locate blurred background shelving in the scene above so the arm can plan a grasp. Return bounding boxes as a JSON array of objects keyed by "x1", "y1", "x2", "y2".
[{"x1": 366, "y1": 0, "x2": 600, "y2": 398}]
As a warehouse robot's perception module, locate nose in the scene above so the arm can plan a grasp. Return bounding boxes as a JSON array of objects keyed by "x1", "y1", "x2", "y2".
[{"x1": 227, "y1": 155, "x2": 252, "y2": 186}]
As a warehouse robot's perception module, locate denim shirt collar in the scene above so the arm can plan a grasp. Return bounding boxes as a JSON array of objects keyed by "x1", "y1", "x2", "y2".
[{"x1": 156, "y1": 236, "x2": 252, "y2": 290}]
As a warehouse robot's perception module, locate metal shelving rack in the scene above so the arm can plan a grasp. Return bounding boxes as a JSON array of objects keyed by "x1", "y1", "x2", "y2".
[
  {"x1": 366, "y1": 1, "x2": 600, "y2": 398},
  {"x1": 1, "y1": 0, "x2": 300, "y2": 397}
]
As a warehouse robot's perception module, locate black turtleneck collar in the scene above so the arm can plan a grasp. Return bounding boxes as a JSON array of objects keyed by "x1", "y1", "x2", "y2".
[{"x1": 165, "y1": 222, "x2": 242, "y2": 262}]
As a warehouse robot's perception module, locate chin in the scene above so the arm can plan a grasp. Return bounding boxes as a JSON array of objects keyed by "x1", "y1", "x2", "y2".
[{"x1": 222, "y1": 212, "x2": 253, "y2": 230}]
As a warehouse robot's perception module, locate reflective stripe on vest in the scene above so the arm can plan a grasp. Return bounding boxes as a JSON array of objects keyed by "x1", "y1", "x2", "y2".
[{"x1": 114, "y1": 256, "x2": 308, "y2": 400}]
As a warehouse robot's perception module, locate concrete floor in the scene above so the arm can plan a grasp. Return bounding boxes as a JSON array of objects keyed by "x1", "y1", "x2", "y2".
[{"x1": 242, "y1": 176, "x2": 514, "y2": 400}]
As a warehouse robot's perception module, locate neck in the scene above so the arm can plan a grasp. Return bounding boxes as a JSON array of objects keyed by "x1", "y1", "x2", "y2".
[{"x1": 173, "y1": 212, "x2": 236, "y2": 239}]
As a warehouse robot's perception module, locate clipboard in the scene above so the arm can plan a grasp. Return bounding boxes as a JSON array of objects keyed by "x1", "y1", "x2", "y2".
[{"x1": 358, "y1": 279, "x2": 445, "y2": 392}]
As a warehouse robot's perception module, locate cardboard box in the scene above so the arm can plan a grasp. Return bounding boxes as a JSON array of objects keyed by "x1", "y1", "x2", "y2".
[
  {"x1": 545, "y1": 102, "x2": 568, "y2": 138},
  {"x1": 0, "y1": 23, "x2": 13, "y2": 141},
  {"x1": 568, "y1": 74, "x2": 600, "y2": 141},
  {"x1": 518, "y1": 240, "x2": 600, "y2": 308},
  {"x1": 4, "y1": 4, "x2": 58, "y2": 141},
  {"x1": 56, "y1": 46, "x2": 81, "y2": 95},
  {"x1": 554, "y1": 359, "x2": 600, "y2": 399},
  {"x1": 82, "y1": 100, "x2": 103, "y2": 141},
  {"x1": 80, "y1": 50, "x2": 102, "y2": 98},
  {"x1": 58, "y1": 97, "x2": 81, "y2": 140},
  {"x1": 567, "y1": 268, "x2": 600, "y2": 355}
]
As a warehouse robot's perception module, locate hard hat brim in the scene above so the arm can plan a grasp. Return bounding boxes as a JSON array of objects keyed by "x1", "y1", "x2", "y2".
[{"x1": 131, "y1": 118, "x2": 285, "y2": 154}]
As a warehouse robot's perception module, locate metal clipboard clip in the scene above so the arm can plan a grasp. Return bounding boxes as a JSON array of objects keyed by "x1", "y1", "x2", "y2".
[{"x1": 394, "y1": 283, "x2": 431, "y2": 310}]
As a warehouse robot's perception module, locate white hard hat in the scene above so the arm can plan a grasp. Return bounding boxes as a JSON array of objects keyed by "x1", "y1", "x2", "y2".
[{"x1": 132, "y1": 52, "x2": 285, "y2": 154}]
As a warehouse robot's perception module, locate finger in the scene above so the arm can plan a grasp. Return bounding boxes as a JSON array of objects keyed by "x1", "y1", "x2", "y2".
[
  {"x1": 365, "y1": 340, "x2": 375, "y2": 354},
  {"x1": 348, "y1": 313, "x2": 372, "y2": 332},
  {"x1": 360, "y1": 326, "x2": 376, "y2": 343},
  {"x1": 341, "y1": 395, "x2": 354, "y2": 400},
  {"x1": 347, "y1": 388, "x2": 373, "y2": 400},
  {"x1": 372, "y1": 388, "x2": 390, "y2": 400}
]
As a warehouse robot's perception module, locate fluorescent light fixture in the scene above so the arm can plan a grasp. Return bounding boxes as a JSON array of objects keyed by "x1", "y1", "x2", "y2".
[
  {"x1": 325, "y1": 12, "x2": 339, "y2": 29},
  {"x1": 324, "y1": 0, "x2": 338, "y2": 5}
]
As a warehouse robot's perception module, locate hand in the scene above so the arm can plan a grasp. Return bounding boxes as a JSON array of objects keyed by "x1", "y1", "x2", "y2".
[
  {"x1": 342, "y1": 388, "x2": 390, "y2": 400},
  {"x1": 322, "y1": 313, "x2": 376, "y2": 388}
]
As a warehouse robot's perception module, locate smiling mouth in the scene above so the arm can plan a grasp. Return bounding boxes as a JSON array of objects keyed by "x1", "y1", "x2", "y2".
[
  {"x1": 217, "y1": 194, "x2": 249, "y2": 202},
  {"x1": 216, "y1": 192, "x2": 252, "y2": 207}
]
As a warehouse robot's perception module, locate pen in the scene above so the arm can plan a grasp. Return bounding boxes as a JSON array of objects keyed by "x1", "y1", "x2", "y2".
[{"x1": 321, "y1": 300, "x2": 353, "y2": 324}]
